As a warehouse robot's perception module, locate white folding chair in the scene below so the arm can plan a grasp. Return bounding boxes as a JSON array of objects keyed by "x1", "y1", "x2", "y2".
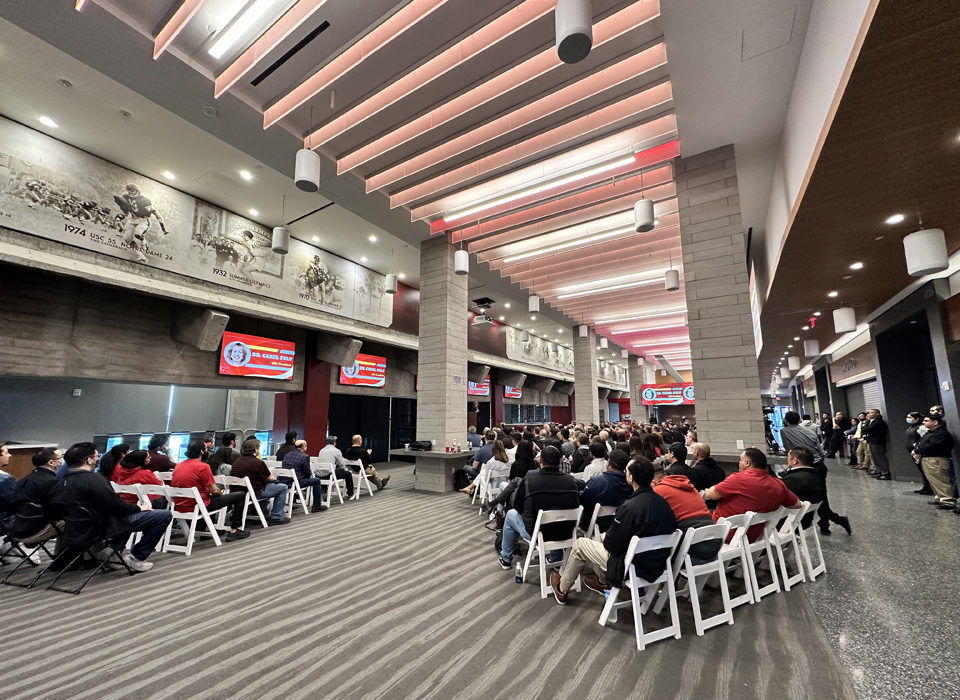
[
  {"x1": 715, "y1": 512, "x2": 756, "y2": 609},
  {"x1": 344, "y1": 458, "x2": 374, "y2": 500},
  {"x1": 742, "y1": 509, "x2": 783, "y2": 602},
  {"x1": 470, "y1": 464, "x2": 491, "y2": 506},
  {"x1": 136, "y1": 483, "x2": 177, "y2": 553},
  {"x1": 215, "y1": 475, "x2": 269, "y2": 529},
  {"x1": 161, "y1": 486, "x2": 223, "y2": 555},
  {"x1": 770, "y1": 502, "x2": 807, "y2": 591},
  {"x1": 152, "y1": 471, "x2": 173, "y2": 483},
  {"x1": 797, "y1": 501, "x2": 826, "y2": 580},
  {"x1": 312, "y1": 458, "x2": 346, "y2": 507},
  {"x1": 110, "y1": 483, "x2": 146, "y2": 550},
  {"x1": 598, "y1": 530, "x2": 683, "y2": 651},
  {"x1": 581, "y1": 503, "x2": 618, "y2": 540},
  {"x1": 270, "y1": 467, "x2": 309, "y2": 517},
  {"x1": 477, "y1": 463, "x2": 511, "y2": 515},
  {"x1": 520, "y1": 506, "x2": 584, "y2": 599},
  {"x1": 655, "y1": 521, "x2": 734, "y2": 636}
]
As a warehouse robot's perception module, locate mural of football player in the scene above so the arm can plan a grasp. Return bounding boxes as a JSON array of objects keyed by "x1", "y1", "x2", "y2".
[
  {"x1": 230, "y1": 229, "x2": 263, "y2": 279},
  {"x1": 113, "y1": 183, "x2": 168, "y2": 263}
]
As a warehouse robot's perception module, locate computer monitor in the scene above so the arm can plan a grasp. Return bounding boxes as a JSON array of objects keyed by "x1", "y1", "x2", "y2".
[
  {"x1": 93, "y1": 434, "x2": 109, "y2": 453},
  {"x1": 105, "y1": 435, "x2": 123, "y2": 452},
  {"x1": 138, "y1": 434, "x2": 153, "y2": 450},
  {"x1": 254, "y1": 430, "x2": 272, "y2": 457},
  {"x1": 122, "y1": 434, "x2": 141, "y2": 449},
  {"x1": 168, "y1": 433, "x2": 190, "y2": 462}
]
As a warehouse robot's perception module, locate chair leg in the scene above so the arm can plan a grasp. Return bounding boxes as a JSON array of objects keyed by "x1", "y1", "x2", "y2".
[
  {"x1": 629, "y1": 575, "x2": 645, "y2": 651},
  {"x1": 520, "y1": 542, "x2": 535, "y2": 584}
]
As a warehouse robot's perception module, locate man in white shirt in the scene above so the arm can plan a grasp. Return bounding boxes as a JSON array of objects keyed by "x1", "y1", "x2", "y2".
[
  {"x1": 581, "y1": 443, "x2": 608, "y2": 480},
  {"x1": 316, "y1": 436, "x2": 355, "y2": 499}
]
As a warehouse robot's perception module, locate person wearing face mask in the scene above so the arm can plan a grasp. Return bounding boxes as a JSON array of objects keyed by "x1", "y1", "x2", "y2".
[{"x1": 905, "y1": 412, "x2": 932, "y2": 495}]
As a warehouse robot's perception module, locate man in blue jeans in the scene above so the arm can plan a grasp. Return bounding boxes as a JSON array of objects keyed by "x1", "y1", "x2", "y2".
[
  {"x1": 230, "y1": 438, "x2": 290, "y2": 524},
  {"x1": 498, "y1": 446, "x2": 579, "y2": 569},
  {"x1": 50, "y1": 442, "x2": 172, "y2": 572},
  {"x1": 281, "y1": 440, "x2": 328, "y2": 513}
]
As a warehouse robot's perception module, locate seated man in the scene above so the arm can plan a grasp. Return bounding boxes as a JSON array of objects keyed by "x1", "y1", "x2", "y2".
[
  {"x1": 229, "y1": 438, "x2": 290, "y2": 525},
  {"x1": 281, "y1": 439, "x2": 327, "y2": 513},
  {"x1": 466, "y1": 430, "x2": 496, "y2": 479},
  {"x1": 274, "y1": 431, "x2": 299, "y2": 462},
  {"x1": 316, "y1": 436, "x2": 355, "y2": 499},
  {"x1": 689, "y1": 442, "x2": 726, "y2": 491},
  {"x1": 466, "y1": 426, "x2": 482, "y2": 449},
  {"x1": 780, "y1": 447, "x2": 851, "y2": 534},
  {"x1": 345, "y1": 434, "x2": 390, "y2": 490},
  {"x1": 578, "y1": 448, "x2": 633, "y2": 533},
  {"x1": 569, "y1": 434, "x2": 592, "y2": 473},
  {"x1": 497, "y1": 446, "x2": 579, "y2": 569},
  {"x1": 550, "y1": 457, "x2": 678, "y2": 604},
  {"x1": 5, "y1": 447, "x2": 65, "y2": 550},
  {"x1": 146, "y1": 434, "x2": 177, "y2": 472},
  {"x1": 664, "y1": 443, "x2": 697, "y2": 483},
  {"x1": 581, "y1": 442, "x2": 609, "y2": 481},
  {"x1": 0, "y1": 442, "x2": 15, "y2": 516},
  {"x1": 653, "y1": 466, "x2": 720, "y2": 563},
  {"x1": 171, "y1": 440, "x2": 250, "y2": 540},
  {"x1": 704, "y1": 447, "x2": 801, "y2": 541},
  {"x1": 208, "y1": 432, "x2": 239, "y2": 476},
  {"x1": 49, "y1": 442, "x2": 172, "y2": 572}
]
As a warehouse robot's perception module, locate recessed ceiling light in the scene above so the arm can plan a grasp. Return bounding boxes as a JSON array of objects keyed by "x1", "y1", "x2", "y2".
[
  {"x1": 843, "y1": 275, "x2": 852, "y2": 280},
  {"x1": 312, "y1": 236, "x2": 320, "y2": 242},
  {"x1": 787, "y1": 345, "x2": 793, "y2": 348},
  {"x1": 875, "y1": 235, "x2": 885, "y2": 241},
  {"x1": 802, "y1": 325, "x2": 810, "y2": 331},
  {"x1": 499, "y1": 316, "x2": 505, "y2": 321},
  {"x1": 517, "y1": 323, "x2": 522, "y2": 329},
  {"x1": 557, "y1": 329, "x2": 563, "y2": 334},
  {"x1": 398, "y1": 273, "x2": 406, "y2": 279},
  {"x1": 368, "y1": 235, "x2": 378, "y2": 243},
  {"x1": 38, "y1": 116, "x2": 58, "y2": 128},
  {"x1": 827, "y1": 291, "x2": 838, "y2": 298},
  {"x1": 239, "y1": 170, "x2": 253, "y2": 181},
  {"x1": 162, "y1": 171, "x2": 176, "y2": 180},
  {"x1": 504, "y1": 303, "x2": 511, "y2": 309},
  {"x1": 849, "y1": 261, "x2": 864, "y2": 270},
  {"x1": 530, "y1": 315, "x2": 536, "y2": 321},
  {"x1": 885, "y1": 213, "x2": 905, "y2": 225},
  {"x1": 813, "y1": 311, "x2": 822, "y2": 317},
  {"x1": 249, "y1": 209, "x2": 259, "y2": 216},
  {"x1": 360, "y1": 256, "x2": 368, "y2": 263}
]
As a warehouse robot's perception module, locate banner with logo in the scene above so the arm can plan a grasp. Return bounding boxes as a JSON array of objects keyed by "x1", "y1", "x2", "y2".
[{"x1": 640, "y1": 382, "x2": 695, "y2": 406}]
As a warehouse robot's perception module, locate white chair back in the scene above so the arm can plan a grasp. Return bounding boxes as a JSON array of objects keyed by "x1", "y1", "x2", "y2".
[
  {"x1": 770, "y1": 502, "x2": 807, "y2": 590},
  {"x1": 343, "y1": 458, "x2": 373, "y2": 500},
  {"x1": 162, "y1": 485, "x2": 223, "y2": 554},
  {"x1": 215, "y1": 475, "x2": 268, "y2": 529},
  {"x1": 520, "y1": 506, "x2": 584, "y2": 600},
  {"x1": 270, "y1": 466, "x2": 309, "y2": 516},
  {"x1": 743, "y1": 509, "x2": 784, "y2": 602},
  {"x1": 797, "y1": 500, "x2": 826, "y2": 579}
]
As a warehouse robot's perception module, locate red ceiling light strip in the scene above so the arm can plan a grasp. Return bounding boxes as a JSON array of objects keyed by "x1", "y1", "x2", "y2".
[
  {"x1": 391, "y1": 90, "x2": 675, "y2": 211},
  {"x1": 306, "y1": 0, "x2": 556, "y2": 154},
  {"x1": 214, "y1": 0, "x2": 332, "y2": 97},
  {"x1": 262, "y1": 0, "x2": 450, "y2": 129},
  {"x1": 337, "y1": 0, "x2": 662, "y2": 175},
  {"x1": 365, "y1": 47, "x2": 667, "y2": 194},
  {"x1": 153, "y1": 0, "x2": 207, "y2": 60}
]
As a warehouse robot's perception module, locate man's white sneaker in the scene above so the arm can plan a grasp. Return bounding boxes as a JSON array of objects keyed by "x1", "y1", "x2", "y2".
[{"x1": 121, "y1": 553, "x2": 153, "y2": 572}]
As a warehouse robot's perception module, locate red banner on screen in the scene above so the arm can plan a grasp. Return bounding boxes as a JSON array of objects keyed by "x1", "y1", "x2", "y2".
[
  {"x1": 504, "y1": 385, "x2": 522, "y2": 399},
  {"x1": 340, "y1": 353, "x2": 387, "y2": 387},
  {"x1": 219, "y1": 332, "x2": 295, "y2": 380},
  {"x1": 467, "y1": 375, "x2": 490, "y2": 396},
  {"x1": 640, "y1": 382, "x2": 695, "y2": 406}
]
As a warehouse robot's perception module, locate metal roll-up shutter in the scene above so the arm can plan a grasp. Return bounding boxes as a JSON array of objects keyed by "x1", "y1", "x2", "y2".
[
  {"x1": 845, "y1": 383, "x2": 866, "y2": 417},
  {"x1": 861, "y1": 380, "x2": 881, "y2": 412}
]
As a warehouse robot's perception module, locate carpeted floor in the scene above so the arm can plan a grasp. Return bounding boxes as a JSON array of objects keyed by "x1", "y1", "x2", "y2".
[{"x1": 1, "y1": 463, "x2": 864, "y2": 699}]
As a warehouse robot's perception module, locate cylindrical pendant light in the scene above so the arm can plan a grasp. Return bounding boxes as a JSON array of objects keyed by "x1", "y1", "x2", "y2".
[
  {"x1": 803, "y1": 339, "x2": 820, "y2": 357},
  {"x1": 528, "y1": 295, "x2": 540, "y2": 312},
  {"x1": 903, "y1": 228, "x2": 948, "y2": 276},
  {"x1": 294, "y1": 148, "x2": 321, "y2": 192},
  {"x1": 555, "y1": 0, "x2": 592, "y2": 64},
  {"x1": 664, "y1": 268, "x2": 680, "y2": 291},
  {"x1": 621, "y1": 349, "x2": 629, "y2": 359},
  {"x1": 454, "y1": 249, "x2": 469, "y2": 275},
  {"x1": 634, "y1": 198, "x2": 655, "y2": 232},
  {"x1": 636, "y1": 357, "x2": 643, "y2": 367},
  {"x1": 780, "y1": 367, "x2": 790, "y2": 379},
  {"x1": 271, "y1": 226, "x2": 289, "y2": 255},
  {"x1": 578, "y1": 325, "x2": 588, "y2": 338},
  {"x1": 600, "y1": 337, "x2": 608, "y2": 349},
  {"x1": 833, "y1": 307, "x2": 857, "y2": 334},
  {"x1": 787, "y1": 356, "x2": 800, "y2": 371},
  {"x1": 385, "y1": 273, "x2": 398, "y2": 294}
]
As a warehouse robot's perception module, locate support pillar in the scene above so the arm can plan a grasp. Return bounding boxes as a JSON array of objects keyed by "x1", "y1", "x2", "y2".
[
  {"x1": 628, "y1": 356, "x2": 645, "y2": 421},
  {"x1": 573, "y1": 327, "x2": 600, "y2": 424},
  {"x1": 275, "y1": 355, "x2": 331, "y2": 452},
  {"x1": 226, "y1": 390, "x2": 260, "y2": 429},
  {"x1": 676, "y1": 145, "x2": 765, "y2": 453}
]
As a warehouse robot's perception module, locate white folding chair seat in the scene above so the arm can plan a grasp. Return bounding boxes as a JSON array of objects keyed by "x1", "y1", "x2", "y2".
[
  {"x1": 152, "y1": 471, "x2": 173, "y2": 483},
  {"x1": 270, "y1": 467, "x2": 309, "y2": 517},
  {"x1": 581, "y1": 503, "x2": 618, "y2": 540},
  {"x1": 797, "y1": 501, "x2": 826, "y2": 580},
  {"x1": 769, "y1": 502, "x2": 807, "y2": 591},
  {"x1": 520, "y1": 506, "x2": 584, "y2": 599},
  {"x1": 743, "y1": 509, "x2": 783, "y2": 602},
  {"x1": 312, "y1": 458, "x2": 346, "y2": 507},
  {"x1": 654, "y1": 521, "x2": 734, "y2": 635},
  {"x1": 215, "y1": 475, "x2": 268, "y2": 529},
  {"x1": 162, "y1": 485, "x2": 223, "y2": 555},
  {"x1": 598, "y1": 530, "x2": 683, "y2": 651},
  {"x1": 715, "y1": 512, "x2": 755, "y2": 609},
  {"x1": 343, "y1": 458, "x2": 373, "y2": 500}
]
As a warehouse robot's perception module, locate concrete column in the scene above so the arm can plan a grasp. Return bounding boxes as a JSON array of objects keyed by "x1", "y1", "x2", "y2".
[
  {"x1": 416, "y1": 236, "x2": 468, "y2": 486},
  {"x1": 226, "y1": 389, "x2": 259, "y2": 429},
  {"x1": 573, "y1": 328, "x2": 600, "y2": 424},
  {"x1": 628, "y1": 357, "x2": 645, "y2": 420},
  {"x1": 676, "y1": 145, "x2": 765, "y2": 453}
]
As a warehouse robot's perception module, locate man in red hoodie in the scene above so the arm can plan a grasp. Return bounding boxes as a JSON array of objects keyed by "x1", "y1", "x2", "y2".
[{"x1": 652, "y1": 466, "x2": 721, "y2": 562}]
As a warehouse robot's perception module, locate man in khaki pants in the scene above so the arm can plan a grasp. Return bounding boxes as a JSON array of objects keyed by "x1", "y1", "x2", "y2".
[{"x1": 911, "y1": 414, "x2": 956, "y2": 509}]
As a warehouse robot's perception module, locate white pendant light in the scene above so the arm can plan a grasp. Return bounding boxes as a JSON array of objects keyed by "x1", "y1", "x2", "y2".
[
  {"x1": 633, "y1": 198, "x2": 655, "y2": 232},
  {"x1": 779, "y1": 367, "x2": 790, "y2": 379},
  {"x1": 555, "y1": 0, "x2": 592, "y2": 64},
  {"x1": 636, "y1": 357, "x2": 643, "y2": 367},
  {"x1": 271, "y1": 226, "x2": 289, "y2": 254},
  {"x1": 578, "y1": 324, "x2": 588, "y2": 338},
  {"x1": 454, "y1": 248, "x2": 469, "y2": 275},
  {"x1": 621, "y1": 349, "x2": 629, "y2": 359},
  {"x1": 664, "y1": 268, "x2": 679, "y2": 291},
  {"x1": 787, "y1": 356, "x2": 800, "y2": 371},
  {"x1": 803, "y1": 339, "x2": 820, "y2": 357},
  {"x1": 295, "y1": 148, "x2": 320, "y2": 192},
  {"x1": 528, "y1": 295, "x2": 540, "y2": 312},
  {"x1": 903, "y1": 228, "x2": 948, "y2": 276},
  {"x1": 833, "y1": 307, "x2": 856, "y2": 333},
  {"x1": 385, "y1": 273, "x2": 398, "y2": 294},
  {"x1": 600, "y1": 337, "x2": 608, "y2": 349}
]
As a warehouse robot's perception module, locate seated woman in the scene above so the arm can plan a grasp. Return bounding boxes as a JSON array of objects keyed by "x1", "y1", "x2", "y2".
[
  {"x1": 111, "y1": 450, "x2": 167, "y2": 510},
  {"x1": 484, "y1": 440, "x2": 537, "y2": 514},
  {"x1": 97, "y1": 443, "x2": 130, "y2": 481},
  {"x1": 460, "y1": 439, "x2": 511, "y2": 498}
]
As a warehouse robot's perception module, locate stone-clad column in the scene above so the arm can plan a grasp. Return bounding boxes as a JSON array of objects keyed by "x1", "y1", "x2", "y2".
[
  {"x1": 416, "y1": 236, "x2": 468, "y2": 486},
  {"x1": 627, "y1": 356, "x2": 645, "y2": 421},
  {"x1": 573, "y1": 328, "x2": 600, "y2": 424},
  {"x1": 676, "y1": 145, "x2": 765, "y2": 453}
]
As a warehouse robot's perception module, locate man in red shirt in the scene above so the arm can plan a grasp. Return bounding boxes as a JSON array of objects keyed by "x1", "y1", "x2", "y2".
[
  {"x1": 704, "y1": 448, "x2": 800, "y2": 541},
  {"x1": 171, "y1": 440, "x2": 250, "y2": 541}
]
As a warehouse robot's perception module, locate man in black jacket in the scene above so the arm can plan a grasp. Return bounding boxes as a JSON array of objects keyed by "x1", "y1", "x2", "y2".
[
  {"x1": 49, "y1": 442, "x2": 172, "y2": 572},
  {"x1": 863, "y1": 409, "x2": 891, "y2": 479},
  {"x1": 912, "y1": 414, "x2": 956, "y2": 508},
  {"x1": 780, "y1": 447, "x2": 850, "y2": 534},
  {"x1": 6, "y1": 447, "x2": 65, "y2": 545},
  {"x1": 689, "y1": 443, "x2": 726, "y2": 491},
  {"x1": 497, "y1": 446, "x2": 578, "y2": 569},
  {"x1": 569, "y1": 434, "x2": 592, "y2": 473},
  {"x1": 274, "y1": 431, "x2": 298, "y2": 461},
  {"x1": 664, "y1": 443, "x2": 697, "y2": 483},
  {"x1": 550, "y1": 457, "x2": 677, "y2": 604}
]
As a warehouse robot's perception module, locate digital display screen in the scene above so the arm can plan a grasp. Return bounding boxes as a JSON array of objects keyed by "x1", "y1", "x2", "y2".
[
  {"x1": 640, "y1": 383, "x2": 696, "y2": 406},
  {"x1": 467, "y1": 375, "x2": 490, "y2": 396},
  {"x1": 168, "y1": 433, "x2": 189, "y2": 462},
  {"x1": 340, "y1": 354, "x2": 387, "y2": 387},
  {"x1": 504, "y1": 385, "x2": 522, "y2": 399},
  {"x1": 105, "y1": 435, "x2": 123, "y2": 451},
  {"x1": 219, "y1": 331, "x2": 295, "y2": 380}
]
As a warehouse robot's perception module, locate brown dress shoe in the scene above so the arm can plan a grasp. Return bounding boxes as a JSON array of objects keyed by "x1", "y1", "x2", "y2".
[
  {"x1": 549, "y1": 570, "x2": 567, "y2": 605},
  {"x1": 583, "y1": 575, "x2": 608, "y2": 595}
]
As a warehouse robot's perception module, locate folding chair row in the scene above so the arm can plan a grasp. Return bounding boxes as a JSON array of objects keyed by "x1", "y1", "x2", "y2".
[
  {"x1": 269, "y1": 466, "x2": 309, "y2": 518},
  {"x1": 214, "y1": 475, "x2": 269, "y2": 530},
  {"x1": 311, "y1": 458, "x2": 347, "y2": 508}
]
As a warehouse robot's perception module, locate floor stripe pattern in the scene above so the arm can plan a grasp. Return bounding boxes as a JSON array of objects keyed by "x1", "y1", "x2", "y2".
[{"x1": 1, "y1": 464, "x2": 858, "y2": 699}]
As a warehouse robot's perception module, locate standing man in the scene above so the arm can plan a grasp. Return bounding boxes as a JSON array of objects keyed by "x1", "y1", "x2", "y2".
[
  {"x1": 912, "y1": 414, "x2": 956, "y2": 510},
  {"x1": 819, "y1": 413, "x2": 833, "y2": 454},
  {"x1": 905, "y1": 412, "x2": 932, "y2": 495},
  {"x1": 862, "y1": 409, "x2": 890, "y2": 480},
  {"x1": 826, "y1": 411, "x2": 852, "y2": 459}
]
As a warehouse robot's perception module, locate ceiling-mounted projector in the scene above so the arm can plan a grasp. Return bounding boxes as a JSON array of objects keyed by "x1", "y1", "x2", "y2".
[{"x1": 471, "y1": 314, "x2": 494, "y2": 327}]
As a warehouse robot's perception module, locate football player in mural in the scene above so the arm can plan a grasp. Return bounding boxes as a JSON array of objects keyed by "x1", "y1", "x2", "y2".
[
  {"x1": 301, "y1": 255, "x2": 341, "y2": 305},
  {"x1": 12, "y1": 179, "x2": 49, "y2": 208},
  {"x1": 114, "y1": 183, "x2": 168, "y2": 263}
]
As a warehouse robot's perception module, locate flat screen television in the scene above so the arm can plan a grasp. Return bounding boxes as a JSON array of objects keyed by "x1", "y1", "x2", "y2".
[
  {"x1": 219, "y1": 331, "x2": 295, "y2": 380},
  {"x1": 254, "y1": 430, "x2": 272, "y2": 457},
  {"x1": 168, "y1": 433, "x2": 190, "y2": 462},
  {"x1": 138, "y1": 434, "x2": 153, "y2": 450},
  {"x1": 504, "y1": 385, "x2": 522, "y2": 399},
  {"x1": 640, "y1": 382, "x2": 696, "y2": 406},
  {"x1": 467, "y1": 375, "x2": 490, "y2": 396},
  {"x1": 105, "y1": 435, "x2": 123, "y2": 452},
  {"x1": 339, "y1": 353, "x2": 387, "y2": 387}
]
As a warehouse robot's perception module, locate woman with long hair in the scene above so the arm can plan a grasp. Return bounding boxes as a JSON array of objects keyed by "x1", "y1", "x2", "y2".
[
  {"x1": 460, "y1": 439, "x2": 510, "y2": 497},
  {"x1": 98, "y1": 443, "x2": 130, "y2": 481},
  {"x1": 111, "y1": 449, "x2": 167, "y2": 510}
]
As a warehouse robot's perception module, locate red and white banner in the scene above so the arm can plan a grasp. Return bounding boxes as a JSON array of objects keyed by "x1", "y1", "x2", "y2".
[
  {"x1": 219, "y1": 331, "x2": 295, "y2": 380},
  {"x1": 640, "y1": 382, "x2": 695, "y2": 406},
  {"x1": 340, "y1": 353, "x2": 387, "y2": 387}
]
